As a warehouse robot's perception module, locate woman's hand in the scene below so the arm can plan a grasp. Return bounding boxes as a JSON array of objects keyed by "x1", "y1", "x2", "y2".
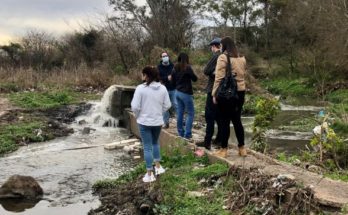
[
  {"x1": 213, "y1": 96, "x2": 217, "y2": 104},
  {"x1": 168, "y1": 75, "x2": 172, "y2": 81}
]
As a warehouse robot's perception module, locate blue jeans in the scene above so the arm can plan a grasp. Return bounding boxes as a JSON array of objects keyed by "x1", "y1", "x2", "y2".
[
  {"x1": 175, "y1": 91, "x2": 194, "y2": 138},
  {"x1": 163, "y1": 90, "x2": 177, "y2": 124},
  {"x1": 138, "y1": 124, "x2": 162, "y2": 170}
]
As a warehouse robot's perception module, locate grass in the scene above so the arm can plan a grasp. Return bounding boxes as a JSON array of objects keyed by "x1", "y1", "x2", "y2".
[
  {"x1": 93, "y1": 149, "x2": 232, "y2": 215},
  {"x1": 278, "y1": 117, "x2": 318, "y2": 132},
  {"x1": 8, "y1": 88, "x2": 101, "y2": 109},
  {"x1": 276, "y1": 152, "x2": 300, "y2": 164},
  {"x1": 154, "y1": 155, "x2": 230, "y2": 215},
  {"x1": 324, "y1": 171, "x2": 348, "y2": 182},
  {"x1": 0, "y1": 121, "x2": 48, "y2": 156},
  {"x1": 194, "y1": 93, "x2": 206, "y2": 119},
  {"x1": 260, "y1": 78, "x2": 315, "y2": 98},
  {"x1": 93, "y1": 163, "x2": 146, "y2": 190},
  {"x1": 326, "y1": 89, "x2": 348, "y2": 104}
]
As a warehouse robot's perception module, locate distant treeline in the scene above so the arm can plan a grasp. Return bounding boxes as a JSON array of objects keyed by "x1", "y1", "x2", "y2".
[{"x1": 0, "y1": 0, "x2": 347, "y2": 81}]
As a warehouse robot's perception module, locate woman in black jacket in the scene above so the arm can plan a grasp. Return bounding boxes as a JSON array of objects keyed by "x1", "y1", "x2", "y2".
[{"x1": 170, "y1": 53, "x2": 198, "y2": 139}]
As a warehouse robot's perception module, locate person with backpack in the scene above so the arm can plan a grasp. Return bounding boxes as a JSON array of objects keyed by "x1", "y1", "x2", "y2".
[
  {"x1": 158, "y1": 52, "x2": 176, "y2": 129},
  {"x1": 212, "y1": 36, "x2": 247, "y2": 158},
  {"x1": 131, "y1": 66, "x2": 171, "y2": 182},
  {"x1": 170, "y1": 53, "x2": 198, "y2": 139},
  {"x1": 196, "y1": 38, "x2": 222, "y2": 150}
]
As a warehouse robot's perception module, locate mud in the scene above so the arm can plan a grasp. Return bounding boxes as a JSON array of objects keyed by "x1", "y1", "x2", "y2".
[
  {"x1": 89, "y1": 176, "x2": 162, "y2": 215},
  {"x1": 0, "y1": 103, "x2": 92, "y2": 145}
]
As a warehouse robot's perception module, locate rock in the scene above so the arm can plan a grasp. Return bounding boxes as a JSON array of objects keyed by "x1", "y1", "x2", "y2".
[
  {"x1": 78, "y1": 120, "x2": 87, "y2": 125},
  {"x1": 307, "y1": 165, "x2": 321, "y2": 173},
  {"x1": 82, "y1": 127, "x2": 95, "y2": 135},
  {"x1": 292, "y1": 159, "x2": 301, "y2": 166},
  {"x1": 82, "y1": 127, "x2": 91, "y2": 134},
  {"x1": 0, "y1": 175, "x2": 43, "y2": 199},
  {"x1": 187, "y1": 191, "x2": 205, "y2": 197},
  {"x1": 277, "y1": 174, "x2": 295, "y2": 181},
  {"x1": 133, "y1": 156, "x2": 141, "y2": 159}
]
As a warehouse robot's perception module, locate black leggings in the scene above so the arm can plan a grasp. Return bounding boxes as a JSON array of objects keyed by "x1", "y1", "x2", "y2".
[{"x1": 217, "y1": 91, "x2": 245, "y2": 148}]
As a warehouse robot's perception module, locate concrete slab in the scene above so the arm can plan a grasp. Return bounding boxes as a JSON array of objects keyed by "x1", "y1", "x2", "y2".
[{"x1": 104, "y1": 138, "x2": 139, "y2": 150}]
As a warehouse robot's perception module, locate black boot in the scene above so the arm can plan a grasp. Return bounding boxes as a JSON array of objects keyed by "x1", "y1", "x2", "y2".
[{"x1": 196, "y1": 140, "x2": 211, "y2": 150}]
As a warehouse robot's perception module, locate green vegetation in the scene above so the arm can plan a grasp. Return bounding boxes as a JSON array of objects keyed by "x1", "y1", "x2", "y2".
[
  {"x1": 93, "y1": 164, "x2": 146, "y2": 189},
  {"x1": 193, "y1": 93, "x2": 206, "y2": 119},
  {"x1": 326, "y1": 89, "x2": 348, "y2": 103},
  {"x1": 251, "y1": 98, "x2": 280, "y2": 152},
  {"x1": 243, "y1": 94, "x2": 265, "y2": 115},
  {"x1": 10, "y1": 91, "x2": 73, "y2": 109},
  {"x1": 155, "y1": 161, "x2": 230, "y2": 215},
  {"x1": 93, "y1": 149, "x2": 233, "y2": 215},
  {"x1": 0, "y1": 83, "x2": 20, "y2": 93},
  {"x1": 0, "y1": 121, "x2": 48, "y2": 156},
  {"x1": 279, "y1": 117, "x2": 318, "y2": 132},
  {"x1": 93, "y1": 149, "x2": 210, "y2": 190},
  {"x1": 0, "y1": 87, "x2": 100, "y2": 156},
  {"x1": 191, "y1": 51, "x2": 211, "y2": 66},
  {"x1": 8, "y1": 89, "x2": 100, "y2": 109},
  {"x1": 276, "y1": 152, "x2": 300, "y2": 164},
  {"x1": 260, "y1": 78, "x2": 315, "y2": 99}
]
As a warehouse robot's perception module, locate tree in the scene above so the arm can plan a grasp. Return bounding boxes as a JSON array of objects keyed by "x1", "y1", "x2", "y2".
[
  {"x1": 108, "y1": 0, "x2": 194, "y2": 51},
  {"x1": 0, "y1": 43, "x2": 22, "y2": 66},
  {"x1": 21, "y1": 30, "x2": 62, "y2": 70}
]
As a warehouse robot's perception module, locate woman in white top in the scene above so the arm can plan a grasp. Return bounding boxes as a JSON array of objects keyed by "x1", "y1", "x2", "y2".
[{"x1": 131, "y1": 66, "x2": 171, "y2": 182}]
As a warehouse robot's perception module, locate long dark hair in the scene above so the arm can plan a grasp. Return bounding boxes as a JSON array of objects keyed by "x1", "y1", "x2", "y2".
[
  {"x1": 221, "y1": 36, "x2": 239, "y2": 58},
  {"x1": 142, "y1": 66, "x2": 159, "y2": 86},
  {"x1": 175, "y1": 52, "x2": 189, "y2": 72}
]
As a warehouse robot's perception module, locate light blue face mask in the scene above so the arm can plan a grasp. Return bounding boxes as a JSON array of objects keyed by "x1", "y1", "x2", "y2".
[{"x1": 162, "y1": 56, "x2": 169, "y2": 63}]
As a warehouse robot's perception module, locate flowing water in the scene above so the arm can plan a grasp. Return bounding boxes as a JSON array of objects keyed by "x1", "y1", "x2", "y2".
[{"x1": 0, "y1": 86, "x2": 137, "y2": 214}]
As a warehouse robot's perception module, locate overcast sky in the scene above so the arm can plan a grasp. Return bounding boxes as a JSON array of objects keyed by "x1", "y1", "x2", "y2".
[{"x1": 0, "y1": 0, "x2": 146, "y2": 45}]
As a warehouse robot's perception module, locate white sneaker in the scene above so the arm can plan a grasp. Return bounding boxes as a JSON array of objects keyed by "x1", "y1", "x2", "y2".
[
  {"x1": 155, "y1": 165, "x2": 166, "y2": 175},
  {"x1": 142, "y1": 172, "x2": 156, "y2": 183}
]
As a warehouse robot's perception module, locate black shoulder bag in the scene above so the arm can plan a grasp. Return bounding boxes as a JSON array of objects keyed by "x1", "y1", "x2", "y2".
[{"x1": 216, "y1": 54, "x2": 238, "y2": 103}]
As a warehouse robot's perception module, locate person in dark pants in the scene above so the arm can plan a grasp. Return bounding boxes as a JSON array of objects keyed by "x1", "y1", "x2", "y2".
[
  {"x1": 158, "y1": 52, "x2": 176, "y2": 129},
  {"x1": 212, "y1": 36, "x2": 247, "y2": 158},
  {"x1": 196, "y1": 38, "x2": 222, "y2": 150}
]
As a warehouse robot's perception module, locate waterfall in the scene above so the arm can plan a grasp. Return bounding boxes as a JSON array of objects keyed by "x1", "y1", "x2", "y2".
[{"x1": 76, "y1": 85, "x2": 119, "y2": 127}]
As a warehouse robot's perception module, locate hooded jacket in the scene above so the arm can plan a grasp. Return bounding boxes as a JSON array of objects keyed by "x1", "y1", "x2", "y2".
[{"x1": 131, "y1": 82, "x2": 171, "y2": 126}]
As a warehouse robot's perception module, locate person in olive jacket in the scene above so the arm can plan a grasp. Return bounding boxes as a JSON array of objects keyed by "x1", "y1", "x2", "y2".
[{"x1": 212, "y1": 36, "x2": 247, "y2": 158}]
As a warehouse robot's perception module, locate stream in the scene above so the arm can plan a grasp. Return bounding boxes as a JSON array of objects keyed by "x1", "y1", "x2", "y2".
[{"x1": 0, "y1": 88, "x2": 138, "y2": 214}]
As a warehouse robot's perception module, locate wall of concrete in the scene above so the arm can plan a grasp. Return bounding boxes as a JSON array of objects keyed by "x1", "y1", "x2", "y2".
[{"x1": 111, "y1": 85, "x2": 136, "y2": 127}]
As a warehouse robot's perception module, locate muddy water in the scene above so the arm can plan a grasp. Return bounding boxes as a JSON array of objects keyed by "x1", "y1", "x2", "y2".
[
  {"x1": 0, "y1": 96, "x2": 138, "y2": 214},
  {"x1": 227, "y1": 103, "x2": 323, "y2": 154}
]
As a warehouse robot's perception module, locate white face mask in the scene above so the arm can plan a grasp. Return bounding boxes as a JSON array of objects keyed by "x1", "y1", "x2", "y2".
[{"x1": 162, "y1": 56, "x2": 169, "y2": 63}]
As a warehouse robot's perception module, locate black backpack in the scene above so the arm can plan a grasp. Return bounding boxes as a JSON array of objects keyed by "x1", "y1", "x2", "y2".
[{"x1": 216, "y1": 54, "x2": 239, "y2": 103}]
